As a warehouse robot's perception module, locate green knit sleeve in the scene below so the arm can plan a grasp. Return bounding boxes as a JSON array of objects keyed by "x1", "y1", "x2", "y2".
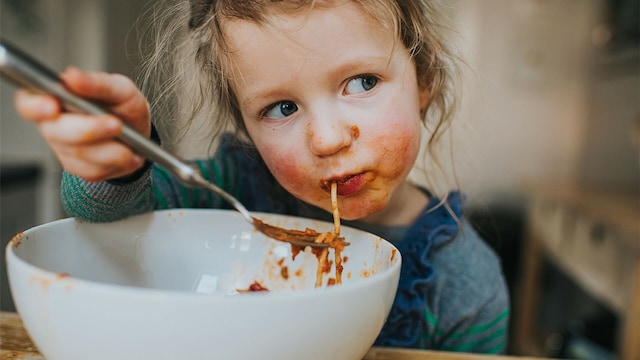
[{"x1": 61, "y1": 169, "x2": 155, "y2": 222}]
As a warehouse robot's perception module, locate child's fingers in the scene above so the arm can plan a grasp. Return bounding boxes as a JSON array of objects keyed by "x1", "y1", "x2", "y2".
[
  {"x1": 13, "y1": 89, "x2": 62, "y2": 122},
  {"x1": 60, "y1": 67, "x2": 137, "y2": 105},
  {"x1": 54, "y1": 142, "x2": 145, "y2": 182},
  {"x1": 60, "y1": 67, "x2": 150, "y2": 136},
  {"x1": 38, "y1": 113, "x2": 122, "y2": 145},
  {"x1": 13, "y1": 68, "x2": 150, "y2": 182},
  {"x1": 37, "y1": 112, "x2": 148, "y2": 181}
]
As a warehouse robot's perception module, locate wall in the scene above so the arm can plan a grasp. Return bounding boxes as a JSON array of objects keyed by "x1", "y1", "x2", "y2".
[
  {"x1": 425, "y1": 0, "x2": 603, "y2": 208},
  {"x1": 578, "y1": 52, "x2": 640, "y2": 190}
]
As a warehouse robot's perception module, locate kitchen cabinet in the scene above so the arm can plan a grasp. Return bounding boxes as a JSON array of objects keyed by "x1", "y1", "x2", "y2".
[{"x1": 513, "y1": 183, "x2": 639, "y2": 359}]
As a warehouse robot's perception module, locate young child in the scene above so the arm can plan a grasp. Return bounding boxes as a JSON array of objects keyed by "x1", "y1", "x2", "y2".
[{"x1": 14, "y1": 0, "x2": 509, "y2": 353}]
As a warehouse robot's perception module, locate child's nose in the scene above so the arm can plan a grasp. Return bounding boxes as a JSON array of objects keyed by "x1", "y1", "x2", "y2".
[{"x1": 307, "y1": 113, "x2": 353, "y2": 157}]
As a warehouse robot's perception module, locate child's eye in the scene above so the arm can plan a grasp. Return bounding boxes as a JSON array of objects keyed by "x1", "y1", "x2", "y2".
[
  {"x1": 344, "y1": 76, "x2": 378, "y2": 95},
  {"x1": 262, "y1": 101, "x2": 298, "y2": 120}
]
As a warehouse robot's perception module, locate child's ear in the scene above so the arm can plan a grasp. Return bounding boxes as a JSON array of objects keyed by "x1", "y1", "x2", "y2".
[
  {"x1": 416, "y1": 70, "x2": 432, "y2": 111},
  {"x1": 418, "y1": 83, "x2": 431, "y2": 111}
]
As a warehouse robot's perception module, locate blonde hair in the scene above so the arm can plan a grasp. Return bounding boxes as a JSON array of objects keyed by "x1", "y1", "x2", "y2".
[{"x1": 137, "y1": 0, "x2": 461, "y2": 162}]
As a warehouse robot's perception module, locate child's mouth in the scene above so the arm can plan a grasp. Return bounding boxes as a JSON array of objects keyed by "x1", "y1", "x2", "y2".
[{"x1": 321, "y1": 174, "x2": 365, "y2": 197}]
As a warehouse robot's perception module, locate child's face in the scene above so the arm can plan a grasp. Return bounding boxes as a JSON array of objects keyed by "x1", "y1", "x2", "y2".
[{"x1": 225, "y1": 3, "x2": 428, "y2": 221}]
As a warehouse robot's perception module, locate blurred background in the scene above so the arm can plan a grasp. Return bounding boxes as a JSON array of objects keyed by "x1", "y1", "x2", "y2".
[{"x1": 1, "y1": 0, "x2": 638, "y2": 358}]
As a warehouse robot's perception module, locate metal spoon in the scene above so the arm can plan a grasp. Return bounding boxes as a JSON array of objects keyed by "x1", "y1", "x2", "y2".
[{"x1": 0, "y1": 40, "x2": 337, "y2": 248}]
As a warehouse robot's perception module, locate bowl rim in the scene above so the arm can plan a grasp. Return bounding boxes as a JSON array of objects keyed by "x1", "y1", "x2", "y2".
[{"x1": 6, "y1": 209, "x2": 402, "y2": 302}]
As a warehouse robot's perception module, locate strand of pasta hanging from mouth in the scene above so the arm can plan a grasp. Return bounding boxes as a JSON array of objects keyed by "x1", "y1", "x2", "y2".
[
  {"x1": 331, "y1": 182, "x2": 343, "y2": 285},
  {"x1": 313, "y1": 182, "x2": 344, "y2": 287}
]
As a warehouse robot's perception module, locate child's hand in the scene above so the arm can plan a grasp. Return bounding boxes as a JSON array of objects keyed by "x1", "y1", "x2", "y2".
[{"x1": 13, "y1": 67, "x2": 151, "y2": 182}]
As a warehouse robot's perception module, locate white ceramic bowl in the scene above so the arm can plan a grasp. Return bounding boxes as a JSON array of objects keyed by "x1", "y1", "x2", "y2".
[{"x1": 6, "y1": 209, "x2": 400, "y2": 360}]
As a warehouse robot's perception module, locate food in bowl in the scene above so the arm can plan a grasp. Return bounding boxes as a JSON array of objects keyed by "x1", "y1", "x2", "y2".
[
  {"x1": 6, "y1": 209, "x2": 401, "y2": 360},
  {"x1": 257, "y1": 182, "x2": 347, "y2": 287}
]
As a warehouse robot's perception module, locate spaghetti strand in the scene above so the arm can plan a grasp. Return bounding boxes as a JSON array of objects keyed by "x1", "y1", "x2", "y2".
[{"x1": 331, "y1": 182, "x2": 343, "y2": 284}]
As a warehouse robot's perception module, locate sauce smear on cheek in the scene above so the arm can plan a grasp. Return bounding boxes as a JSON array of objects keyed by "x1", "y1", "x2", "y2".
[{"x1": 351, "y1": 125, "x2": 360, "y2": 139}]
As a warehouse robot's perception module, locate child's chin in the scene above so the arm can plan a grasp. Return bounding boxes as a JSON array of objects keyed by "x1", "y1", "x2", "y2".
[{"x1": 339, "y1": 206, "x2": 385, "y2": 223}]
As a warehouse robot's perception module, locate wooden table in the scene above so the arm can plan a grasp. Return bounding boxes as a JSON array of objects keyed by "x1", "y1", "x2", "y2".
[{"x1": 0, "y1": 312, "x2": 544, "y2": 360}]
